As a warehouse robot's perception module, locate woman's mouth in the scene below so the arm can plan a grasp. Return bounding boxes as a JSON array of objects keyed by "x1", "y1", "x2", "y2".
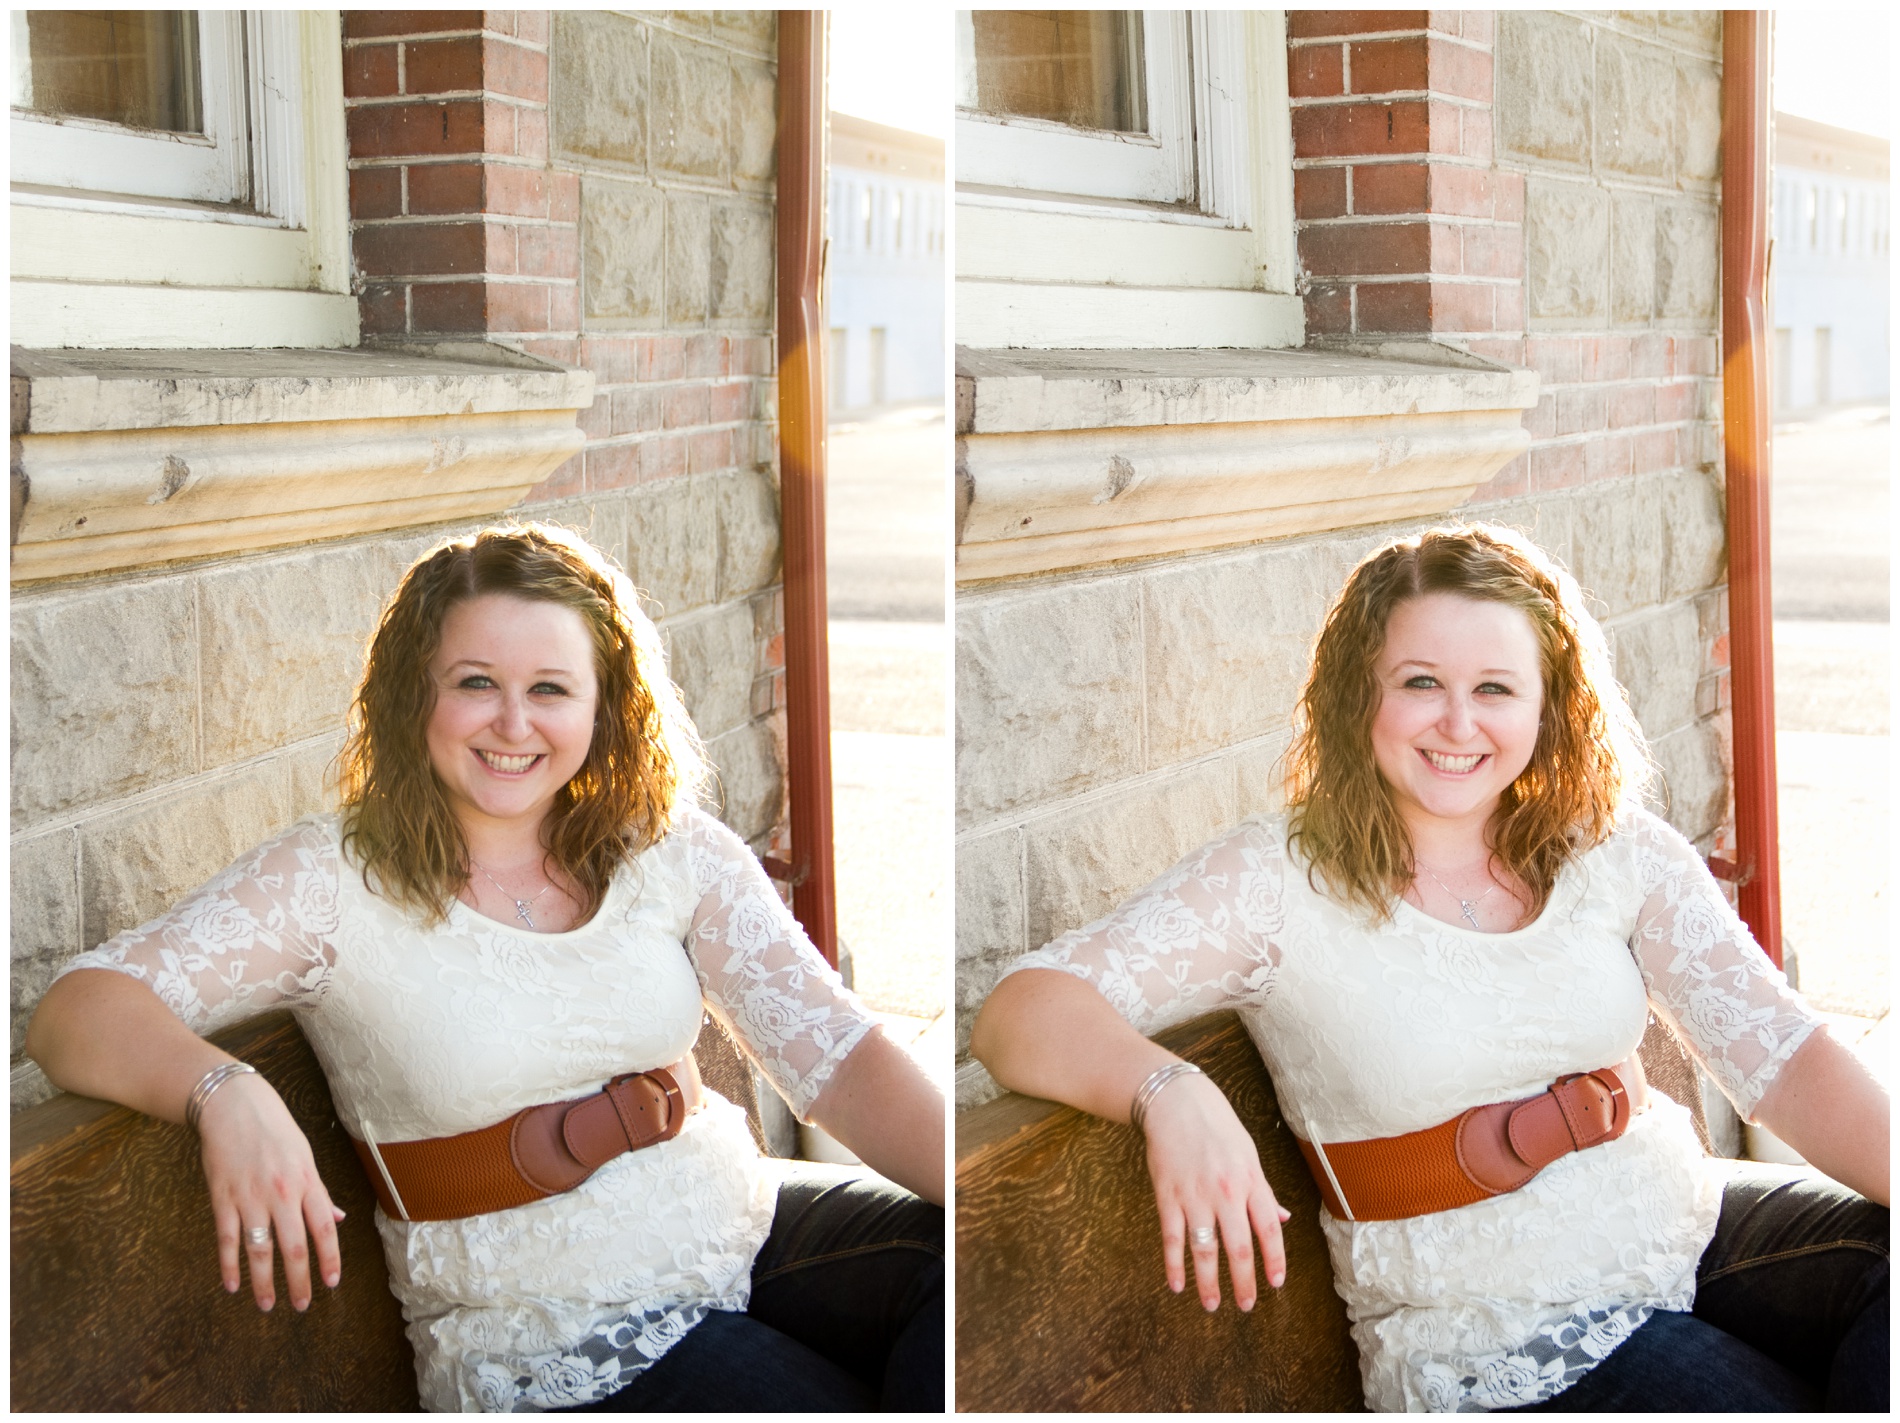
[
  {"x1": 475, "y1": 750, "x2": 544, "y2": 774},
  {"x1": 1419, "y1": 749, "x2": 1487, "y2": 775}
]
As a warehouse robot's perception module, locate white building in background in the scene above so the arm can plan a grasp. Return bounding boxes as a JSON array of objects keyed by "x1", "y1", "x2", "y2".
[
  {"x1": 1772, "y1": 112, "x2": 1890, "y2": 412},
  {"x1": 826, "y1": 112, "x2": 945, "y2": 414}
]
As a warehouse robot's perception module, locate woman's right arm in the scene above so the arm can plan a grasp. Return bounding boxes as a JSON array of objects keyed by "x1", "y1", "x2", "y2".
[
  {"x1": 22, "y1": 822, "x2": 345, "y2": 1313},
  {"x1": 968, "y1": 821, "x2": 1290, "y2": 1313}
]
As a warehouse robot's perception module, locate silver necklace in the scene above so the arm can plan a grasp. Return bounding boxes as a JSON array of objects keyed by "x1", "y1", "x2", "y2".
[
  {"x1": 1414, "y1": 861, "x2": 1499, "y2": 931},
  {"x1": 470, "y1": 859, "x2": 554, "y2": 929}
]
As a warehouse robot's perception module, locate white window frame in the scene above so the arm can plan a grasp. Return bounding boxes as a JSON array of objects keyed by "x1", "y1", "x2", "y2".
[
  {"x1": 957, "y1": 11, "x2": 1198, "y2": 207},
  {"x1": 11, "y1": 11, "x2": 306, "y2": 224},
  {"x1": 9, "y1": 10, "x2": 354, "y2": 349},
  {"x1": 956, "y1": 10, "x2": 1301, "y2": 350}
]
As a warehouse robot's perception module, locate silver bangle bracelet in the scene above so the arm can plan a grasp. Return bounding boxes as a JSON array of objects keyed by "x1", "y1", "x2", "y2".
[
  {"x1": 1130, "y1": 1061, "x2": 1205, "y2": 1133},
  {"x1": 185, "y1": 1061, "x2": 257, "y2": 1131}
]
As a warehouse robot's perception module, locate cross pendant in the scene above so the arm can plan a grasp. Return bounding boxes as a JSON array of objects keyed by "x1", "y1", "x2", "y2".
[
  {"x1": 1458, "y1": 900, "x2": 1481, "y2": 930},
  {"x1": 514, "y1": 900, "x2": 536, "y2": 929}
]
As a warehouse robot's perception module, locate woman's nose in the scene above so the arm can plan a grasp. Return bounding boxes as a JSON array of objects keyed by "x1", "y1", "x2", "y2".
[
  {"x1": 1438, "y1": 692, "x2": 1477, "y2": 740},
  {"x1": 492, "y1": 691, "x2": 532, "y2": 739}
]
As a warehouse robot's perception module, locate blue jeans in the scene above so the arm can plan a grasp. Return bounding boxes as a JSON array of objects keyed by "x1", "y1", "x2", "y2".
[
  {"x1": 560, "y1": 1163, "x2": 943, "y2": 1412},
  {"x1": 1506, "y1": 1163, "x2": 1888, "y2": 1411}
]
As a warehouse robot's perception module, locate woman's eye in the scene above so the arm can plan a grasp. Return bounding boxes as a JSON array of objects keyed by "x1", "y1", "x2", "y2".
[
  {"x1": 1477, "y1": 682, "x2": 1513, "y2": 696},
  {"x1": 1404, "y1": 675, "x2": 1438, "y2": 690},
  {"x1": 531, "y1": 682, "x2": 568, "y2": 697},
  {"x1": 458, "y1": 674, "x2": 495, "y2": 690}
]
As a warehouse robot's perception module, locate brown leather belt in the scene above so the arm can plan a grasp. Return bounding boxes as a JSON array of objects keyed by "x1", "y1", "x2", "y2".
[
  {"x1": 349, "y1": 1066, "x2": 690, "y2": 1222},
  {"x1": 1294, "y1": 1066, "x2": 1633, "y2": 1222}
]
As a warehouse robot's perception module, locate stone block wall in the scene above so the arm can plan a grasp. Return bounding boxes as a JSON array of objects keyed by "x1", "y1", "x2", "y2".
[
  {"x1": 11, "y1": 11, "x2": 787, "y2": 1107},
  {"x1": 955, "y1": 11, "x2": 1735, "y2": 1098}
]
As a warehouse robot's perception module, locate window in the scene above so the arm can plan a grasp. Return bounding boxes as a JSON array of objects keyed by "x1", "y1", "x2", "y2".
[
  {"x1": 9, "y1": 9, "x2": 353, "y2": 349},
  {"x1": 955, "y1": 9, "x2": 1300, "y2": 350}
]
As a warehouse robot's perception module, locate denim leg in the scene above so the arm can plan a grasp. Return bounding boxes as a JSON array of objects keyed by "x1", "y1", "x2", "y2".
[
  {"x1": 745, "y1": 1161, "x2": 946, "y2": 1411},
  {"x1": 562, "y1": 1308, "x2": 876, "y2": 1411},
  {"x1": 1503, "y1": 1163, "x2": 1888, "y2": 1413},
  {"x1": 1691, "y1": 1162, "x2": 1889, "y2": 1410}
]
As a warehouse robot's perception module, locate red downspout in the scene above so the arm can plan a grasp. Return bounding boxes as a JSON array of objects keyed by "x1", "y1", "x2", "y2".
[
  {"x1": 774, "y1": 13, "x2": 839, "y2": 968},
  {"x1": 1719, "y1": 12, "x2": 1782, "y2": 967}
]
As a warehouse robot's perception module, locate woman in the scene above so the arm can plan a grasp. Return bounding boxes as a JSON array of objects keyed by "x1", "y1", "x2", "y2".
[
  {"x1": 27, "y1": 524, "x2": 944, "y2": 1412},
  {"x1": 970, "y1": 524, "x2": 1886, "y2": 1411}
]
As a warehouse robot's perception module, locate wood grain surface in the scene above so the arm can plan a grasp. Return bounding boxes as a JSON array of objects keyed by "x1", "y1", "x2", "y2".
[
  {"x1": 956, "y1": 1013, "x2": 1366, "y2": 1412},
  {"x1": 956, "y1": 1010, "x2": 1715, "y2": 1412},
  {"x1": 11, "y1": 1011, "x2": 419, "y2": 1411},
  {"x1": 11, "y1": 1010, "x2": 776, "y2": 1410}
]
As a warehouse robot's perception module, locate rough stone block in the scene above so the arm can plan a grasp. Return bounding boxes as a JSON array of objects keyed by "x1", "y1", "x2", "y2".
[
  {"x1": 1022, "y1": 757, "x2": 1239, "y2": 949},
  {"x1": 1655, "y1": 200, "x2": 1719, "y2": 323},
  {"x1": 1608, "y1": 599, "x2": 1701, "y2": 739},
  {"x1": 583, "y1": 178, "x2": 665, "y2": 324},
  {"x1": 1657, "y1": 10, "x2": 1722, "y2": 53},
  {"x1": 714, "y1": 467, "x2": 782, "y2": 599},
  {"x1": 1610, "y1": 192, "x2": 1657, "y2": 324},
  {"x1": 1593, "y1": 34, "x2": 1676, "y2": 181},
  {"x1": 1658, "y1": 469, "x2": 1727, "y2": 599},
  {"x1": 11, "y1": 580, "x2": 198, "y2": 828},
  {"x1": 1232, "y1": 730, "x2": 1294, "y2": 824},
  {"x1": 1526, "y1": 179, "x2": 1609, "y2": 321},
  {"x1": 1497, "y1": 12, "x2": 1594, "y2": 168},
  {"x1": 705, "y1": 718, "x2": 781, "y2": 844},
  {"x1": 651, "y1": 32, "x2": 729, "y2": 180},
  {"x1": 1566, "y1": 476, "x2": 1665, "y2": 618},
  {"x1": 731, "y1": 56, "x2": 777, "y2": 185},
  {"x1": 1676, "y1": 58, "x2": 1722, "y2": 184},
  {"x1": 710, "y1": 199, "x2": 775, "y2": 322},
  {"x1": 1651, "y1": 718, "x2": 1728, "y2": 843},
  {"x1": 665, "y1": 192, "x2": 711, "y2": 325},
  {"x1": 552, "y1": 11, "x2": 648, "y2": 168},
  {"x1": 956, "y1": 581, "x2": 1144, "y2": 829},
  {"x1": 711, "y1": 9, "x2": 776, "y2": 52},
  {"x1": 78, "y1": 763, "x2": 292, "y2": 949},
  {"x1": 1461, "y1": 494, "x2": 1576, "y2": 578},
  {"x1": 665, "y1": 599, "x2": 756, "y2": 739},
  {"x1": 286, "y1": 734, "x2": 343, "y2": 820},
  {"x1": 619, "y1": 475, "x2": 718, "y2": 616},
  {"x1": 196, "y1": 545, "x2": 393, "y2": 766},
  {"x1": 1140, "y1": 545, "x2": 1335, "y2": 768},
  {"x1": 956, "y1": 826, "x2": 1025, "y2": 970},
  {"x1": 10, "y1": 829, "x2": 79, "y2": 1056}
]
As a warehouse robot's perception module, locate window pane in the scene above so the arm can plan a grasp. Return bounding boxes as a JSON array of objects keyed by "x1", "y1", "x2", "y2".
[
  {"x1": 16, "y1": 11, "x2": 203, "y2": 135},
  {"x1": 969, "y1": 11, "x2": 1147, "y2": 134}
]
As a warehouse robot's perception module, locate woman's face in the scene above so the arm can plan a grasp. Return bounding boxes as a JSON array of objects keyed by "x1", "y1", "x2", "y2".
[
  {"x1": 1369, "y1": 592, "x2": 1545, "y2": 841},
  {"x1": 425, "y1": 594, "x2": 600, "y2": 839}
]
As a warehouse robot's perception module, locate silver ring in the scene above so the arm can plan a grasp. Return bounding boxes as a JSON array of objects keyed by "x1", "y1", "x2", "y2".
[
  {"x1": 246, "y1": 1225, "x2": 272, "y2": 1247},
  {"x1": 1191, "y1": 1226, "x2": 1216, "y2": 1247}
]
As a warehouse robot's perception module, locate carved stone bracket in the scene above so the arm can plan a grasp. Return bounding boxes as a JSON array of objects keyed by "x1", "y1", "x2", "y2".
[
  {"x1": 956, "y1": 344, "x2": 1540, "y2": 582},
  {"x1": 10, "y1": 345, "x2": 594, "y2": 582}
]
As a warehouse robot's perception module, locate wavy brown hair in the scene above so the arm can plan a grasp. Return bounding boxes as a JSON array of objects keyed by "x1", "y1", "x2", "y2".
[
  {"x1": 1285, "y1": 523, "x2": 1650, "y2": 922},
  {"x1": 337, "y1": 523, "x2": 705, "y2": 924}
]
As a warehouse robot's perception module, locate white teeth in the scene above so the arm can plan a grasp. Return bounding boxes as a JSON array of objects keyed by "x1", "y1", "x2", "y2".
[
  {"x1": 477, "y1": 750, "x2": 540, "y2": 773},
  {"x1": 1424, "y1": 750, "x2": 1483, "y2": 773}
]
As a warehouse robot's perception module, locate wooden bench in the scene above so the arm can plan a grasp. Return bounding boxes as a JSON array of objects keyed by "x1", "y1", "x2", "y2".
[
  {"x1": 955, "y1": 1011, "x2": 1711, "y2": 1411},
  {"x1": 10, "y1": 1009, "x2": 772, "y2": 1411}
]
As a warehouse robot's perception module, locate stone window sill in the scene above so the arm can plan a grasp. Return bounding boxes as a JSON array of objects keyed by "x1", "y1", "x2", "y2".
[
  {"x1": 954, "y1": 342, "x2": 1540, "y2": 582},
  {"x1": 10, "y1": 344, "x2": 594, "y2": 583}
]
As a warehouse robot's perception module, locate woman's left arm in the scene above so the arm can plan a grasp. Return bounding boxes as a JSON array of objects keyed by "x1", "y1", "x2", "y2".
[
  {"x1": 808, "y1": 1027, "x2": 944, "y2": 1205},
  {"x1": 1751, "y1": 1027, "x2": 1889, "y2": 1205}
]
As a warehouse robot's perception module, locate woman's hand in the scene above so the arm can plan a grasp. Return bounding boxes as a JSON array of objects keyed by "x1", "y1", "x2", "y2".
[
  {"x1": 195, "y1": 1071, "x2": 345, "y2": 1312},
  {"x1": 1139, "y1": 1070, "x2": 1291, "y2": 1312}
]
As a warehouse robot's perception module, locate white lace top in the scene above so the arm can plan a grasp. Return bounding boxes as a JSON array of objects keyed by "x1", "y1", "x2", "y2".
[
  {"x1": 998, "y1": 807, "x2": 1819, "y2": 1412},
  {"x1": 55, "y1": 804, "x2": 874, "y2": 1412}
]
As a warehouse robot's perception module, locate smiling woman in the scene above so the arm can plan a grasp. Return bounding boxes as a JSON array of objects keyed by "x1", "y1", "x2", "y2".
[
  {"x1": 24, "y1": 523, "x2": 945, "y2": 1412},
  {"x1": 969, "y1": 523, "x2": 1887, "y2": 1412}
]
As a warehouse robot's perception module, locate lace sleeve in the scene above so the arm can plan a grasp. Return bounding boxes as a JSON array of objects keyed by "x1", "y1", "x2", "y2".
[
  {"x1": 678, "y1": 807, "x2": 875, "y2": 1122},
  {"x1": 996, "y1": 819, "x2": 1284, "y2": 1037},
  {"x1": 1624, "y1": 810, "x2": 1820, "y2": 1119},
  {"x1": 51, "y1": 820, "x2": 341, "y2": 1036}
]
